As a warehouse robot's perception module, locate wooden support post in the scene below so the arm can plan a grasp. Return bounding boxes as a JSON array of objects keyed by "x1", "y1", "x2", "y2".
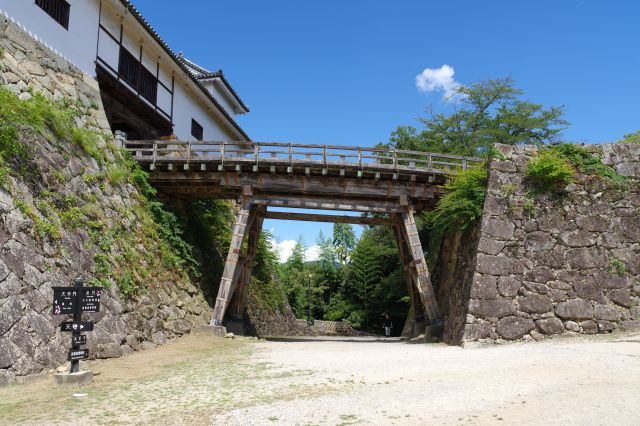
[
  {"x1": 230, "y1": 205, "x2": 265, "y2": 318},
  {"x1": 391, "y1": 214, "x2": 420, "y2": 317},
  {"x1": 399, "y1": 207, "x2": 441, "y2": 324},
  {"x1": 392, "y1": 215, "x2": 424, "y2": 336},
  {"x1": 211, "y1": 196, "x2": 255, "y2": 326}
]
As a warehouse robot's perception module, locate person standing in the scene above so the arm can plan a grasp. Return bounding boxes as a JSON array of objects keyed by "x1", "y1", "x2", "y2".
[{"x1": 383, "y1": 314, "x2": 393, "y2": 337}]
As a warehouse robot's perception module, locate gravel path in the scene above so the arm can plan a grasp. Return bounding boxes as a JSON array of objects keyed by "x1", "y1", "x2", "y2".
[
  {"x1": 213, "y1": 333, "x2": 640, "y2": 425},
  {"x1": 1, "y1": 332, "x2": 639, "y2": 425}
]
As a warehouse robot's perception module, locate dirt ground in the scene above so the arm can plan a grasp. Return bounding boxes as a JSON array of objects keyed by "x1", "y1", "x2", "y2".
[{"x1": 1, "y1": 331, "x2": 639, "y2": 425}]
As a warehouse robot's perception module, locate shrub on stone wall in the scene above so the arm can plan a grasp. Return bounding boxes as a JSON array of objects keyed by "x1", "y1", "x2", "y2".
[
  {"x1": 427, "y1": 163, "x2": 489, "y2": 233},
  {"x1": 526, "y1": 144, "x2": 628, "y2": 193},
  {"x1": 525, "y1": 148, "x2": 574, "y2": 192}
]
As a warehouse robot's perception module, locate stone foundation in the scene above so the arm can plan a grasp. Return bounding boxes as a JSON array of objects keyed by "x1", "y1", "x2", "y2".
[{"x1": 461, "y1": 143, "x2": 640, "y2": 343}]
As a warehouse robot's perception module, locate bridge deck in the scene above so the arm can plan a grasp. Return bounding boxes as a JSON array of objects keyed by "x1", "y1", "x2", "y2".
[{"x1": 125, "y1": 141, "x2": 483, "y2": 210}]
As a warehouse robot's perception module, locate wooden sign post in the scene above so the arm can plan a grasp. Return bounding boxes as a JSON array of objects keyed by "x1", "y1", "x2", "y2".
[{"x1": 52, "y1": 277, "x2": 101, "y2": 374}]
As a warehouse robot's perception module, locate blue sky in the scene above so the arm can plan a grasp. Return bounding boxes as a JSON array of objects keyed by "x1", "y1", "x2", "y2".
[{"x1": 133, "y1": 0, "x2": 640, "y2": 258}]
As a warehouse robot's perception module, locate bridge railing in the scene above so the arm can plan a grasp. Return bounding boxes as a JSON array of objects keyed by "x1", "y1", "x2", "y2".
[{"x1": 124, "y1": 140, "x2": 483, "y2": 173}]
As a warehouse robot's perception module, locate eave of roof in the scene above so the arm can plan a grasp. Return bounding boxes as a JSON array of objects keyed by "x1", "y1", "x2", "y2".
[
  {"x1": 118, "y1": 0, "x2": 250, "y2": 140},
  {"x1": 176, "y1": 56, "x2": 250, "y2": 113}
]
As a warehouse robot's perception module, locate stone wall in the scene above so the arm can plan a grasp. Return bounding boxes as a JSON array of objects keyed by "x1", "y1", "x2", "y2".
[
  {"x1": 0, "y1": 17, "x2": 110, "y2": 135},
  {"x1": 432, "y1": 225, "x2": 482, "y2": 345},
  {"x1": 462, "y1": 143, "x2": 640, "y2": 343},
  {"x1": 0, "y1": 17, "x2": 215, "y2": 385},
  {"x1": 243, "y1": 290, "x2": 301, "y2": 337}
]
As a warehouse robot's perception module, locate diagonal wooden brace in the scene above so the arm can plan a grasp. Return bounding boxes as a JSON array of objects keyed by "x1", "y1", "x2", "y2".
[
  {"x1": 229, "y1": 205, "x2": 265, "y2": 318},
  {"x1": 211, "y1": 198, "x2": 255, "y2": 325},
  {"x1": 391, "y1": 214, "x2": 421, "y2": 319},
  {"x1": 399, "y1": 208, "x2": 441, "y2": 324}
]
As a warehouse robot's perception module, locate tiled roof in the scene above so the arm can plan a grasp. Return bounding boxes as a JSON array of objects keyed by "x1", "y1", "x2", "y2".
[
  {"x1": 176, "y1": 54, "x2": 250, "y2": 114},
  {"x1": 118, "y1": 0, "x2": 250, "y2": 140}
]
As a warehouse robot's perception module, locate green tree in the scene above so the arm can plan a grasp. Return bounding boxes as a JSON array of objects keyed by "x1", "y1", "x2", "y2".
[
  {"x1": 314, "y1": 231, "x2": 340, "y2": 304},
  {"x1": 383, "y1": 77, "x2": 568, "y2": 157},
  {"x1": 333, "y1": 223, "x2": 356, "y2": 265},
  {"x1": 278, "y1": 236, "x2": 308, "y2": 317}
]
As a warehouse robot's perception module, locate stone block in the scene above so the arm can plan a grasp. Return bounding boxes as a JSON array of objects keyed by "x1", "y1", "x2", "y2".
[
  {"x1": 555, "y1": 299, "x2": 593, "y2": 320},
  {"x1": 565, "y1": 320, "x2": 580, "y2": 332},
  {"x1": 523, "y1": 281, "x2": 549, "y2": 294},
  {"x1": 470, "y1": 275, "x2": 498, "y2": 299},
  {"x1": 478, "y1": 237, "x2": 505, "y2": 255},
  {"x1": 493, "y1": 160, "x2": 517, "y2": 173},
  {"x1": 97, "y1": 343, "x2": 122, "y2": 359},
  {"x1": 536, "y1": 318, "x2": 565, "y2": 335},
  {"x1": 558, "y1": 230, "x2": 596, "y2": 247},
  {"x1": 497, "y1": 276, "x2": 522, "y2": 297},
  {"x1": 192, "y1": 324, "x2": 227, "y2": 337},
  {"x1": 484, "y1": 194, "x2": 509, "y2": 216},
  {"x1": 565, "y1": 248, "x2": 608, "y2": 270},
  {"x1": 572, "y1": 280, "x2": 606, "y2": 303},
  {"x1": 496, "y1": 316, "x2": 535, "y2": 340},
  {"x1": 593, "y1": 304, "x2": 621, "y2": 321},
  {"x1": 617, "y1": 217, "x2": 640, "y2": 242},
  {"x1": 0, "y1": 296, "x2": 22, "y2": 336},
  {"x1": 593, "y1": 271, "x2": 631, "y2": 290},
  {"x1": 549, "y1": 289, "x2": 568, "y2": 302},
  {"x1": 580, "y1": 320, "x2": 598, "y2": 334},
  {"x1": 0, "y1": 339, "x2": 21, "y2": 369},
  {"x1": 518, "y1": 294, "x2": 552, "y2": 314},
  {"x1": 607, "y1": 289, "x2": 633, "y2": 307},
  {"x1": 54, "y1": 371, "x2": 93, "y2": 387},
  {"x1": 597, "y1": 320, "x2": 615, "y2": 332},
  {"x1": 468, "y1": 299, "x2": 514, "y2": 318},
  {"x1": 476, "y1": 254, "x2": 524, "y2": 276},
  {"x1": 463, "y1": 323, "x2": 492, "y2": 341},
  {"x1": 524, "y1": 231, "x2": 556, "y2": 251},
  {"x1": 483, "y1": 218, "x2": 515, "y2": 240},
  {"x1": 524, "y1": 266, "x2": 555, "y2": 284}
]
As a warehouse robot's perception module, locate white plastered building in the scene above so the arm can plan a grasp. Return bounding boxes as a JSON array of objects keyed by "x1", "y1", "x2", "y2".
[{"x1": 0, "y1": 0, "x2": 250, "y2": 142}]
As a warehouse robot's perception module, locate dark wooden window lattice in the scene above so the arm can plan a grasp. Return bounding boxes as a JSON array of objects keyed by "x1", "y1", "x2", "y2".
[
  {"x1": 191, "y1": 119, "x2": 203, "y2": 141},
  {"x1": 118, "y1": 47, "x2": 158, "y2": 105},
  {"x1": 35, "y1": 0, "x2": 71, "y2": 29}
]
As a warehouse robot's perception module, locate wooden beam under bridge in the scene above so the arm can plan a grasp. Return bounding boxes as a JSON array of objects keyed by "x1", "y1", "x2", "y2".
[{"x1": 264, "y1": 211, "x2": 391, "y2": 225}]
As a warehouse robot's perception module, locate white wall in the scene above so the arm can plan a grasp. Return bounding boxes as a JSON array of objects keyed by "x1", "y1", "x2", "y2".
[
  {"x1": 201, "y1": 80, "x2": 239, "y2": 118},
  {"x1": 0, "y1": 0, "x2": 100, "y2": 75},
  {"x1": 172, "y1": 79, "x2": 236, "y2": 141}
]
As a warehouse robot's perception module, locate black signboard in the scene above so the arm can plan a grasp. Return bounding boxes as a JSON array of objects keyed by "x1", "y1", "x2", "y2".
[
  {"x1": 68, "y1": 349, "x2": 89, "y2": 361},
  {"x1": 81, "y1": 288, "x2": 102, "y2": 313},
  {"x1": 72, "y1": 335, "x2": 87, "y2": 346},
  {"x1": 61, "y1": 321, "x2": 94, "y2": 332},
  {"x1": 52, "y1": 287, "x2": 102, "y2": 315},
  {"x1": 52, "y1": 287, "x2": 78, "y2": 315},
  {"x1": 53, "y1": 277, "x2": 100, "y2": 373}
]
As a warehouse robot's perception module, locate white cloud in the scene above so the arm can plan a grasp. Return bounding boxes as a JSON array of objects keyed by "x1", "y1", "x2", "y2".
[
  {"x1": 273, "y1": 239, "x2": 320, "y2": 263},
  {"x1": 274, "y1": 239, "x2": 296, "y2": 263},
  {"x1": 415, "y1": 64, "x2": 464, "y2": 102},
  {"x1": 305, "y1": 245, "x2": 320, "y2": 262}
]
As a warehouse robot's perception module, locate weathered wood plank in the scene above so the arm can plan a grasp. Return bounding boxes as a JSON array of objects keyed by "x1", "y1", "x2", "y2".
[
  {"x1": 253, "y1": 196, "x2": 405, "y2": 213},
  {"x1": 211, "y1": 198, "x2": 254, "y2": 325},
  {"x1": 264, "y1": 211, "x2": 391, "y2": 225},
  {"x1": 400, "y1": 208, "x2": 441, "y2": 323}
]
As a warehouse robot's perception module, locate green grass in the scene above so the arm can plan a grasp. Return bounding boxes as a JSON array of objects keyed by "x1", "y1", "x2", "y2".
[
  {"x1": 106, "y1": 166, "x2": 128, "y2": 184},
  {"x1": 610, "y1": 258, "x2": 627, "y2": 276}
]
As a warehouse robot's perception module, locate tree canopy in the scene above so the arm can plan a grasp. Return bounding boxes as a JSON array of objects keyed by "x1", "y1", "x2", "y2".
[{"x1": 382, "y1": 77, "x2": 568, "y2": 157}]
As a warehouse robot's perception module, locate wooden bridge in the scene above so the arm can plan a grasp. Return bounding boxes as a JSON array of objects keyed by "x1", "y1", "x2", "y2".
[{"x1": 125, "y1": 140, "x2": 483, "y2": 332}]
